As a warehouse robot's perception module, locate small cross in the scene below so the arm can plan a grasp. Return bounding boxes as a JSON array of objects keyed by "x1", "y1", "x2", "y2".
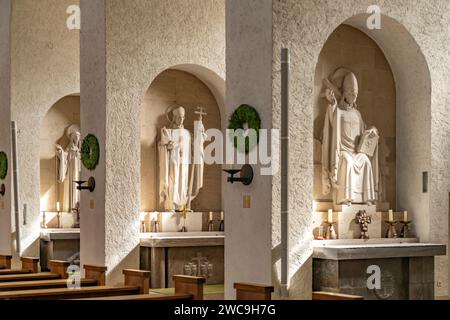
[{"x1": 195, "y1": 106, "x2": 208, "y2": 120}]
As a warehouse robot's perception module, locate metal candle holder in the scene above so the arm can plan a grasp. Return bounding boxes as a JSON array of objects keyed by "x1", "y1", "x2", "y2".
[
  {"x1": 385, "y1": 221, "x2": 398, "y2": 238},
  {"x1": 400, "y1": 221, "x2": 412, "y2": 238}
]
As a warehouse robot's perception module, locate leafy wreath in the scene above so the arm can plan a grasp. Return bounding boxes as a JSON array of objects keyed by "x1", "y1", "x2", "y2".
[
  {"x1": 81, "y1": 134, "x2": 100, "y2": 171},
  {"x1": 228, "y1": 104, "x2": 261, "y2": 154},
  {"x1": 0, "y1": 151, "x2": 7, "y2": 180}
]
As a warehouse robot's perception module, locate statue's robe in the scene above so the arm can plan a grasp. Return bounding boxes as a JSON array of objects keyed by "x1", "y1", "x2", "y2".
[
  {"x1": 158, "y1": 127, "x2": 191, "y2": 211},
  {"x1": 322, "y1": 103, "x2": 379, "y2": 204}
]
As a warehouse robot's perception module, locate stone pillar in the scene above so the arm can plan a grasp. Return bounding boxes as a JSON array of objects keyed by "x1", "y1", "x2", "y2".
[
  {"x1": 80, "y1": 0, "x2": 140, "y2": 285},
  {"x1": 0, "y1": 0, "x2": 12, "y2": 257},
  {"x1": 225, "y1": 0, "x2": 274, "y2": 299}
]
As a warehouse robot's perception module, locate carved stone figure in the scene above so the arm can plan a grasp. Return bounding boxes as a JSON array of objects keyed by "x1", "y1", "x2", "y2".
[{"x1": 321, "y1": 68, "x2": 379, "y2": 205}]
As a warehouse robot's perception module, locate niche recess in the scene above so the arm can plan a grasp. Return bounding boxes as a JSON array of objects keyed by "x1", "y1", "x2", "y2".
[
  {"x1": 40, "y1": 94, "x2": 80, "y2": 214},
  {"x1": 140, "y1": 69, "x2": 222, "y2": 213}
]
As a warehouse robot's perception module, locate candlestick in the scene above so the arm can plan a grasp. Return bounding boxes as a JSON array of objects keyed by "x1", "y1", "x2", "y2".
[
  {"x1": 327, "y1": 209, "x2": 333, "y2": 224},
  {"x1": 403, "y1": 211, "x2": 408, "y2": 222},
  {"x1": 388, "y1": 209, "x2": 393, "y2": 222}
]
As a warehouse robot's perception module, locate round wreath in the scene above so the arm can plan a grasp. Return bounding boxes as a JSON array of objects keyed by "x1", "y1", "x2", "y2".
[
  {"x1": 228, "y1": 104, "x2": 261, "y2": 154},
  {"x1": 81, "y1": 134, "x2": 100, "y2": 171},
  {"x1": 0, "y1": 151, "x2": 7, "y2": 180}
]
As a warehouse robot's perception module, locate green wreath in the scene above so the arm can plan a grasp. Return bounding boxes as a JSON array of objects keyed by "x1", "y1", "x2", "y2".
[
  {"x1": 228, "y1": 104, "x2": 261, "y2": 154},
  {"x1": 81, "y1": 134, "x2": 100, "y2": 171},
  {"x1": 0, "y1": 151, "x2": 7, "y2": 180}
]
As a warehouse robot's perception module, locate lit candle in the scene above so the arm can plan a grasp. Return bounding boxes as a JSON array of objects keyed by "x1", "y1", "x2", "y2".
[
  {"x1": 56, "y1": 202, "x2": 60, "y2": 212},
  {"x1": 389, "y1": 210, "x2": 393, "y2": 222},
  {"x1": 327, "y1": 209, "x2": 333, "y2": 224},
  {"x1": 403, "y1": 211, "x2": 408, "y2": 222},
  {"x1": 209, "y1": 212, "x2": 213, "y2": 221},
  {"x1": 220, "y1": 211, "x2": 224, "y2": 221}
]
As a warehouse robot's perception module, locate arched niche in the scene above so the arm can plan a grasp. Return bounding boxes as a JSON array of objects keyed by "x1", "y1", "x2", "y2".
[
  {"x1": 312, "y1": 14, "x2": 431, "y2": 240},
  {"x1": 39, "y1": 94, "x2": 80, "y2": 226},
  {"x1": 140, "y1": 66, "x2": 224, "y2": 219}
]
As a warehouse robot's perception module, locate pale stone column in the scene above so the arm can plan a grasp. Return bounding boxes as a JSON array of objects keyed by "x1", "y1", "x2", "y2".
[
  {"x1": 0, "y1": 0, "x2": 12, "y2": 257},
  {"x1": 225, "y1": 0, "x2": 274, "y2": 299},
  {"x1": 80, "y1": 0, "x2": 140, "y2": 285}
]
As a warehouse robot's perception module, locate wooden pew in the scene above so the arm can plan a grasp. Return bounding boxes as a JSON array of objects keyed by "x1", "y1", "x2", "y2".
[
  {"x1": 0, "y1": 264, "x2": 106, "y2": 292},
  {"x1": 76, "y1": 275, "x2": 206, "y2": 300},
  {"x1": 312, "y1": 291, "x2": 364, "y2": 300},
  {"x1": 0, "y1": 255, "x2": 12, "y2": 269},
  {"x1": 0, "y1": 260, "x2": 69, "y2": 283},
  {"x1": 0, "y1": 257, "x2": 39, "y2": 276},
  {"x1": 234, "y1": 283, "x2": 274, "y2": 300},
  {"x1": 0, "y1": 269, "x2": 149, "y2": 300}
]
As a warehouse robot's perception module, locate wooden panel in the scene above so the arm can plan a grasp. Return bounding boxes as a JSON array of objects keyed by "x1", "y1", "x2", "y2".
[
  {"x1": 234, "y1": 283, "x2": 274, "y2": 300},
  {"x1": 173, "y1": 275, "x2": 206, "y2": 300},
  {"x1": 20, "y1": 257, "x2": 39, "y2": 273},
  {"x1": 313, "y1": 291, "x2": 364, "y2": 300},
  {"x1": 0, "y1": 255, "x2": 12, "y2": 269},
  {"x1": 123, "y1": 269, "x2": 150, "y2": 294},
  {"x1": 0, "y1": 279, "x2": 97, "y2": 291},
  {"x1": 0, "y1": 273, "x2": 61, "y2": 283},
  {"x1": 0, "y1": 270, "x2": 31, "y2": 276},
  {"x1": 84, "y1": 265, "x2": 107, "y2": 286},
  {"x1": 0, "y1": 286, "x2": 141, "y2": 300}
]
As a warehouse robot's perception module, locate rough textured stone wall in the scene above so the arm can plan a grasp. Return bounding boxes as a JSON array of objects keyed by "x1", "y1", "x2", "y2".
[
  {"x1": 0, "y1": 0, "x2": 12, "y2": 257},
  {"x1": 81, "y1": 0, "x2": 225, "y2": 285},
  {"x1": 273, "y1": 0, "x2": 449, "y2": 298},
  {"x1": 10, "y1": 0, "x2": 80, "y2": 258}
]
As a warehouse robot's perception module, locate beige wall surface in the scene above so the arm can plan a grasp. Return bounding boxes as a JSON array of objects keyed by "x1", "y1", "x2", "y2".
[
  {"x1": 81, "y1": 0, "x2": 225, "y2": 285},
  {"x1": 272, "y1": 0, "x2": 449, "y2": 299},
  {"x1": 141, "y1": 70, "x2": 222, "y2": 213},
  {"x1": 313, "y1": 25, "x2": 396, "y2": 208},
  {"x1": 40, "y1": 96, "x2": 80, "y2": 213}
]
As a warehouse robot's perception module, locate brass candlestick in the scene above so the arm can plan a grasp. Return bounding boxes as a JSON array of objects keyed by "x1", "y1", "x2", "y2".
[
  {"x1": 326, "y1": 223, "x2": 337, "y2": 240},
  {"x1": 385, "y1": 221, "x2": 398, "y2": 238},
  {"x1": 400, "y1": 221, "x2": 412, "y2": 238}
]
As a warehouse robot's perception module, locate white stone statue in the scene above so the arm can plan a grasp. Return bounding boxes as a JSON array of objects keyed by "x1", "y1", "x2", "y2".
[
  {"x1": 158, "y1": 106, "x2": 208, "y2": 212},
  {"x1": 55, "y1": 125, "x2": 81, "y2": 211},
  {"x1": 321, "y1": 68, "x2": 379, "y2": 205},
  {"x1": 158, "y1": 107, "x2": 191, "y2": 211}
]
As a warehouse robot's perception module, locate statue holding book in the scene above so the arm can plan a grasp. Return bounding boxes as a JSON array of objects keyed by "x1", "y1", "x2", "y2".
[{"x1": 321, "y1": 68, "x2": 379, "y2": 205}]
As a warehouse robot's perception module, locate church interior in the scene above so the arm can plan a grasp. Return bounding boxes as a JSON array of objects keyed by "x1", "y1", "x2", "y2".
[{"x1": 0, "y1": 0, "x2": 448, "y2": 302}]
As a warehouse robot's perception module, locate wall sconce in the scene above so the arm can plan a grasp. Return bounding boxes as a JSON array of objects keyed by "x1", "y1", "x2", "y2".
[
  {"x1": 74, "y1": 177, "x2": 96, "y2": 192},
  {"x1": 223, "y1": 164, "x2": 254, "y2": 186},
  {"x1": 0, "y1": 184, "x2": 5, "y2": 197}
]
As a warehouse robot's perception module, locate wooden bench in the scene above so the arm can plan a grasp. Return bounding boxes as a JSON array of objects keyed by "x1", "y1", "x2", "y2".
[
  {"x1": 312, "y1": 291, "x2": 364, "y2": 300},
  {"x1": 0, "y1": 260, "x2": 69, "y2": 283},
  {"x1": 0, "y1": 264, "x2": 106, "y2": 292},
  {"x1": 75, "y1": 275, "x2": 206, "y2": 300},
  {"x1": 0, "y1": 257, "x2": 39, "y2": 276},
  {"x1": 234, "y1": 283, "x2": 274, "y2": 300},
  {"x1": 0, "y1": 269, "x2": 149, "y2": 300},
  {"x1": 0, "y1": 255, "x2": 12, "y2": 269}
]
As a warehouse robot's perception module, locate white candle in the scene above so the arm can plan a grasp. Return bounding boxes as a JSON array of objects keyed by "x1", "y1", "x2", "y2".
[
  {"x1": 327, "y1": 209, "x2": 333, "y2": 224},
  {"x1": 209, "y1": 212, "x2": 213, "y2": 221},
  {"x1": 404, "y1": 211, "x2": 408, "y2": 222},
  {"x1": 56, "y1": 202, "x2": 60, "y2": 212},
  {"x1": 389, "y1": 210, "x2": 393, "y2": 222},
  {"x1": 220, "y1": 211, "x2": 224, "y2": 221}
]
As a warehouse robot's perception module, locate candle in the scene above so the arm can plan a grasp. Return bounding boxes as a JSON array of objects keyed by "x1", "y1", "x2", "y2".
[
  {"x1": 209, "y1": 212, "x2": 213, "y2": 221},
  {"x1": 403, "y1": 211, "x2": 408, "y2": 222},
  {"x1": 56, "y1": 202, "x2": 60, "y2": 212},
  {"x1": 220, "y1": 211, "x2": 224, "y2": 221},
  {"x1": 389, "y1": 210, "x2": 393, "y2": 222},
  {"x1": 327, "y1": 209, "x2": 333, "y2": 224}
]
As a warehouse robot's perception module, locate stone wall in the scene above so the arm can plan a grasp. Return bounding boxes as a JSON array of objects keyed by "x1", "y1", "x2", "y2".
[
  {"x1": 272, "y1": 0, "x2": 449, "y2": 299},
  {"x1": 80, "y1": 0, "x2": 225, "y2": 285},
  {"x1": 10, "y1": 0, "x2": 80, "y2": 258}
]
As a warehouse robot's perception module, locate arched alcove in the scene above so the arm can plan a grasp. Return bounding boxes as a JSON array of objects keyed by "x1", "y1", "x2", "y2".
[
  {"x1": 39, "y1": 94, "x2": 80, "y2": 228},
  {"x1": 140, "y1": 67, "x2": 224, "y2": 228}
]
